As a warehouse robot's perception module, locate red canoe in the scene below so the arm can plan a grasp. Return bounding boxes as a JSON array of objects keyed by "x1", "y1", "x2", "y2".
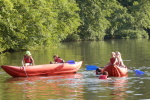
[
  {"x1": 1, "y1": 61, "x2": 83, "y2": 77},
  {"x1": 103, "y1": 65, "x2": 128, "y2": 77}
]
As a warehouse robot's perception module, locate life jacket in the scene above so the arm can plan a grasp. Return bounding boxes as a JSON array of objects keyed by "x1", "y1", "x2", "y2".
[
  {"x1": 54, "y1": 57, "x2": 64, "y2": 63},
  {"x1": 99, "y1": 75, "x2": 108, "y2": 79},
  {"x1": 24, "y1": 55, "x2": 32, "y2": 63}
]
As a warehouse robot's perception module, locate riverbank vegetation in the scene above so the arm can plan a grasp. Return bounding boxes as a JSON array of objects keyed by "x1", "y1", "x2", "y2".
[{"x1": 0, "y1": 0, "x2": 150, "y2": 52}]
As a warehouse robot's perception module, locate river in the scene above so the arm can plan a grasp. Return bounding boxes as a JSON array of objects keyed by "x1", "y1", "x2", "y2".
[{"x1": 0, "y1": 39, "x2": 150, "y2": 100}]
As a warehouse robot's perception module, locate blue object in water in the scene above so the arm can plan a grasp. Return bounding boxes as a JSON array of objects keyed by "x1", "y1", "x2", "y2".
[
  {"x1": 86, "y1": 65, "x2": 99, "y2": 70},
  {"x1": 134, "y1": 69, "x2": 144, "y2": 75},
  {"x1": 66, "y1": 60, "x2": 75, "y2": 64}
]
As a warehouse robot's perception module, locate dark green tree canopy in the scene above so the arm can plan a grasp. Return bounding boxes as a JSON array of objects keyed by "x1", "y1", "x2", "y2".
[{"x1": 0, "y1": 0, "x2": 150, "y2": 52}]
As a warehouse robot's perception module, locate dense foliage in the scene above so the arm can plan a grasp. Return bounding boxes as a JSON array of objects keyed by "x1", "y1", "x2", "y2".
[
  {"x1": 76, "y1": 0, "x2": 150, "y2": 40},
  {"x1": 0, "y1": 0, "x2": 81, "y2": 52},
  {"x1": 0, "y1": 0, "x2": 150, "y2": 52}
]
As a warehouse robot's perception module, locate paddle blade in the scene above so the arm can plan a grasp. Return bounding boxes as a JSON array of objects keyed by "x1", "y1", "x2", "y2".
[
  {"x1": 134, "y1": 70, "x2": 144, "y2": 75},
  {"x1": 86, "y1": 65, "x2": 99, "y2": 70},
  {"x1": 66, "y1": 60, "x2": 75, "y2": 64}
]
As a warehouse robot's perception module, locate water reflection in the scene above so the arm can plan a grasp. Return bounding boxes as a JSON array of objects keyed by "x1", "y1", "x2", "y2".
[
  {"x1": 81, "y1": 71, "x2": 129, "y2": 100},
  {"x1": 4, "y1": 73, "x2": 84, "y2": 100},
  {"x1": 109, "y1": 76, "x2": 128, "y2": 100},
  {"x1": 1, "y1": 39, "x2": 150, "y2": 100}
]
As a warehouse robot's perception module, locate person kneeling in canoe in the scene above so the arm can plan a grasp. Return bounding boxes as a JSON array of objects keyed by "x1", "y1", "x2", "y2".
[
  {"x1": 51, "y1": 55, "x2": 65, "y2": 63},
  {"x1": 22, "y1": 51, "x2": 35, "y2": 66}
]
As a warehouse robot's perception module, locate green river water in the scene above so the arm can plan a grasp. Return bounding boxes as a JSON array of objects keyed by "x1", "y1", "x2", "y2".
[{"x1": 0, "y1": 39, "x2": 150, "y2": 100}]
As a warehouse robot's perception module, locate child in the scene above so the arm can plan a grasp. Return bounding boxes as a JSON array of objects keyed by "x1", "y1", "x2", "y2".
[
  {"x1": 110, "y1": 52, "x2": 118, "y2": 66},
  {"x1": 22, "y1": 51, "x2": 35, "y2": 66},
  {"x1": 104, "y1": 52, "x2": 117, "y2": 67},
  {"x1": 96, "y1": 68, "x2": 103, "y2": 75},
  {"x1": 50, "y1": 55, "x2": 65, "y2": 64},
  {"x1": 99, "y1": 71, "x2": 109, "y2": 79},
  {"x1": 115, "y1": 52, "x2": 126, "y2": 67}
]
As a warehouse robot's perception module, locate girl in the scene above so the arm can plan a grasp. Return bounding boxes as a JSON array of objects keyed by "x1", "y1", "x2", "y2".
[
  {"x1": 115, "y1": 52, "x2": 126, "y2": 67},
  {"x1": 23, "y1": 51, "x2": 35, "y2": 66},
  {"x1": 99, "y1": 71, "x2": 109, "y2": 79}
]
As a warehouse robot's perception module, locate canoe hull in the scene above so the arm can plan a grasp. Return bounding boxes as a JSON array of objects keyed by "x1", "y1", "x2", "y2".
[
  {"x1": 1, "y1": 61, "x2": 83, "y2": 77},
  {"x1": 103, "y1": 65, "x2": 128, "y2": 77}
]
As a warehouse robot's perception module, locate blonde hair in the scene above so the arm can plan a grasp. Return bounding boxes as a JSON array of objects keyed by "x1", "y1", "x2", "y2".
[
  {"x1": 111, "y1": 52, "x2": 116, "y2": 57},
  {"x1": 112, "y1": 52, "x2": 115, "y2": 55}
]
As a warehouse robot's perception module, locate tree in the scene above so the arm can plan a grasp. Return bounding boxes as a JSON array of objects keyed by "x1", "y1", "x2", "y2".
[
  {"x1": 0, "y1": 0, "x2": 81, "y2": 51},
  {"x1": 76, "y1": 0, "x2": 110, "y2": 40}
]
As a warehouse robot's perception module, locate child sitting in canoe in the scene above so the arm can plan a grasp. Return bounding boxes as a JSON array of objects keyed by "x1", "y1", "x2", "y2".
[
  {"x1": 22, "y1": 51, "x2": 35, "y2": 66},
  {"x1": 110, "y1": 52, "x2": 118, "y2": 66},
  {"x1": 115, "y1": 51, "x2": 126, "y2": 68},
  {"x1": 50, "y1": 55, "x2": 65, "y2": 64},
  {"x1": 104, "y1": 52, "x2": 118, "y2": 67},
  {"x1": 99, "y1": 71, "x2": 110, "y2": 79}
]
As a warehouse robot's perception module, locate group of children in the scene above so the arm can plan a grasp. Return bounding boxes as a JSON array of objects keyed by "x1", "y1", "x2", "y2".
[
  {"x1": 106, "y1": 51, "x2": 126, "y2": 68},
  {"x1": 96, "y1": 68, "x2": 109, "y2": 79},
  {"x1": 22, "y1": 51, "x2": 125, "y2": 80},
  {"x1": 22, "y1": 51, "x2": 65, "y2": 66},
  {"x1": 97, "y1": 51, "x2": 126, "y2": 79}
]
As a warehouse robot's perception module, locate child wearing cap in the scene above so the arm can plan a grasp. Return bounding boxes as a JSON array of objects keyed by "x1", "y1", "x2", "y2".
[{"x1": 22, "y1": 51, "x2": 35, "y2": 66}]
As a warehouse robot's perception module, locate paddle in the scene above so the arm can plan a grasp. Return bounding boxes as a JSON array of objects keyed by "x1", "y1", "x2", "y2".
[
  {"x1": 127, "y1": 67, "x2": 144, "y2": 75},
  {"x1": 86, "y1": 65, "x2": 99, "y2": 70},
  {"x1": 86, "y1": 65, "x2": 145, "y2": 74},
  {"x1": 66, "y1": 60, "x2": 75, "y2": 64},
  {"x1": 133, "y1": 69, "x2": 145, "y2": 75}
]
